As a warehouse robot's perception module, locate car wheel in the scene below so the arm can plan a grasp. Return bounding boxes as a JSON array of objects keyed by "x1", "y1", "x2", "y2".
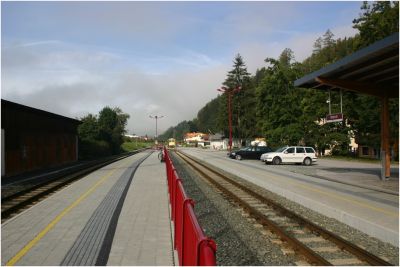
[
  {"x1": 235, "y1": 155, "x2": 242, "y2": 160},
  {"x1": 273, "y1": 157, "x2": 281, "y2": 165},
  {"x1": 303, "y1": 157, "x2": 312, "y2": 166}
]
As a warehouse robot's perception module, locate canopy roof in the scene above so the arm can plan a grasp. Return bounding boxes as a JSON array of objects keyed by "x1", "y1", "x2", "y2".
[{"x1": 294, "y1": 33, "x2": 399, "y2": 98}]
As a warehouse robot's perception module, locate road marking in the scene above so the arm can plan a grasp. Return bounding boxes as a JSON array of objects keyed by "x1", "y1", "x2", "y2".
[{"x1": 6, "y1": 160, "x2": 129, "y2": 266}]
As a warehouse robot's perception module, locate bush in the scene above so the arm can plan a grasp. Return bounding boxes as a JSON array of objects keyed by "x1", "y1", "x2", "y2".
[{"x1": 79, "y1": 139, "x2": 112, "y2": 160}]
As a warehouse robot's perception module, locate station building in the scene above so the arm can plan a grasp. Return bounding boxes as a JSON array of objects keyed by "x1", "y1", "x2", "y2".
[{"x1": 1, "y1": 99, "x2": 81, "y2": 177}]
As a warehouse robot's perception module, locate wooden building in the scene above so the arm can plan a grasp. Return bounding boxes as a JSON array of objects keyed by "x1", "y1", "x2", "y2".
[{"x1": 1, "y1": 99, "x2": 81, "y2": 177}]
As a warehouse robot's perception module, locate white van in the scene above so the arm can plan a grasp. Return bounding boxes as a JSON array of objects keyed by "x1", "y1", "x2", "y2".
[{"x1": 260, "y1": 146, "x2": 317, "y2": 166}]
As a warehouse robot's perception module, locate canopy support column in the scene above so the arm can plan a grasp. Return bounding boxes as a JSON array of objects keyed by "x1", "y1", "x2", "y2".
[{"x1": 380, "y1": 93, "x2": 390, "y2": 180}]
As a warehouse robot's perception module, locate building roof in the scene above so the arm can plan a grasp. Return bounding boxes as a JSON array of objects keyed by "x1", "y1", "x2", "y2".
[
  {"x1": 2, "y1": 99, "x2": 81, "y2": 124},
  {"x1": 294, "y1": 33, "x2": 399, "y2": 98},
  {"x1": 184, "y1": 132, "x2": 206, "y2": 138}
]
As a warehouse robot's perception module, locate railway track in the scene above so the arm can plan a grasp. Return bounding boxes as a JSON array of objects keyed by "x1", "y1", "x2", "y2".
[
  {"x1": 175, "y1": 150, "x2": 392, "y2": 266},
  {"x1": 1, "y1": 149, "x2": 148, "y2": 222}
]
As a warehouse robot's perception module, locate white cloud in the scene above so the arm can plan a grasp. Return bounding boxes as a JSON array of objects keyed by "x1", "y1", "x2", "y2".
[
  {"x1": 1, "y1": 40, "x2": 227, "y2": 136},
  {"x1": 2, "y1": 2, "x2": 361, "y2": 137}
]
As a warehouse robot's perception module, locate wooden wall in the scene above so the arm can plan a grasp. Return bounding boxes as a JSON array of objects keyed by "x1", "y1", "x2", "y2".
[{"x1": 2, "y1": 100, "x2": 80, "y2": 177}]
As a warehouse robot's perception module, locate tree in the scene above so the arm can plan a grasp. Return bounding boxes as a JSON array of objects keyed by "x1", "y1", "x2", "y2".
[
  {"x1": 312, "y1": 37, "x2": 323, "y2": 55},
  {"x1": 223, "y1": 54, "x2": 251, "y2": 89},
  {"x1": 353, "y1": 1, "x2": 399, "y2": 47},
  {"x1": 159, "y1": 1, "x2": 398, "y2": 159},
  {"x1": 219, "y1": 54, "x2": 252, "y2": 142},
  {"x1": 322, "y1": 29, "x2": 335, "y2": 48},
  {"x1": 256, "y1": 50, "x2": 304, "y2": 147},
  {"x1": 196, "y1": 96, "x2": 220, "y2": 134},
  {"x1": 78, "y1": 114, "x2": 99, "y2": 141},
  {"x1": 78, "y1": 106, "x2": 130, "y2": 157},
  {"x1": 97, "y1": 106, "x2": 129, "y2": 154},
  {"x1": 158, "y1": 120, "x2": 198, "y2": 141}
]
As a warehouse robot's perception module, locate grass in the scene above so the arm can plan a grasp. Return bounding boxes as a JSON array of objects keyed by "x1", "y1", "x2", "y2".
[{"x1": 121, "y1": 141, "x2": 152, "y2": 152}]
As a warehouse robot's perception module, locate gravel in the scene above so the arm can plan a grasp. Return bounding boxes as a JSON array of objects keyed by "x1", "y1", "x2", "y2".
[
  {"x1": 170, "y1": 151, "x2": 399, "y2": 266},
  {"x1": 170, "y1": 152, "x2": 294, "y2": 266}
]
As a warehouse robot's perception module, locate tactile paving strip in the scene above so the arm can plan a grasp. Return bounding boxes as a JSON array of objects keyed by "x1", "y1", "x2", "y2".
[{"x1": 61, "y1": 152, "x2": 152, "y2": 266}]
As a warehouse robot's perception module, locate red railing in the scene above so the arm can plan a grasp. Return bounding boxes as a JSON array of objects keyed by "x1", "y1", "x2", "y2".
[{"x1": 163, "y1": 147, "x2": 217, "y2": 266}]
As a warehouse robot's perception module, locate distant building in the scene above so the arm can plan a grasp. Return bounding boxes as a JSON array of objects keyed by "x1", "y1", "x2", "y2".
[
  {"x1": 1, "y1": 99, "x2": 81, "y2": 177},
  {"x1": 184, "y1": 132, "x2": 210, "y2": 147},
  {"x1": 209, "y1": 133, "x2": 244, "y2": 150},
  {"x1": 251, "y1": 138, "x2": 267, "y2": 147},
  {"x1": 124, "y1": 134, "x2": 139, "y2": 139},
  {"x1": 209, "y1": 133, "x2": 225, "y2": 150}
]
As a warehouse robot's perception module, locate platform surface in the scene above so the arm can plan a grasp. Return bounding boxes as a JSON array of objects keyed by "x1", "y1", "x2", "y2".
[
  {"x1": 1, "y1": 150, "x2": 174, "y2": 266},
  {"x1": 107, "y1": 151, "x2": 174, "y2": 265}
]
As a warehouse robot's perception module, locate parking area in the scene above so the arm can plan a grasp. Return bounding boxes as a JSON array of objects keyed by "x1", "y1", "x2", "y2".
[
  {"x1": 184, "y1": 148, "x2": 399, "y2": 194},
  {"x1": 268, "y1": 158, "x2": 398, "y2": 194}
]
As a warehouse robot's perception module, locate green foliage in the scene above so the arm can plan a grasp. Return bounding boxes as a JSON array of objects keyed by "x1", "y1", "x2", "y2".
[
  {"x1": 158, "y1": 120, "x2": 198, "y2": 141},
  {"x1": 78, "y1": 106, "x2": 130, "y2": 159},
  {"x1": 256, "y1": 50, "x2": 306, "y2": 147},
  {"x1": 196, "y1": 96, "x2": 220, "y2": 134},
  {"x1": 353, "y1": 1, "x2": 399, "y2": 47},
  {"x1": 220, "y1": 53, "x2": 253, "y2": 139},
  {"x1": 160, "y1": 2, "x2": 398, "y2": 159},
  {"x1": 79, "y1": 139, "x2": 111, "y2": 159},
  {"x1": 121, "y1": 140, "x2": 151, "y2": 152},
  {"x1": 78, "y1": 114, "x2": 99, "y2": 141}
]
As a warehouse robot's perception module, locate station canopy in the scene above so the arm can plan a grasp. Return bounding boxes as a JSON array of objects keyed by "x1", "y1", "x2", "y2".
[{"x1": 294, "y1": 32, "x2": 399, "y2": 98}]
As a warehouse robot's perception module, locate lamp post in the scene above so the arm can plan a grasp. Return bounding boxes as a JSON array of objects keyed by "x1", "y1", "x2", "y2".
[
  {"x1": 217, "y1": 86, "x2": 241, "y2": 153},
  {"x1": 149, "y1": 115, "x2": 164, "y2": 144}
]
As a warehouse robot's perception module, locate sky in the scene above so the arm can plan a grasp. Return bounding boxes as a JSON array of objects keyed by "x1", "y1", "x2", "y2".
[{"x1": 1, "y1": 1, "x2": 361, "y2": 136}]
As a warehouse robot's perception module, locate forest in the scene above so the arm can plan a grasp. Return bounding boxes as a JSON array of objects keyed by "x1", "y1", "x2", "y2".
[{"x1": 159, "y1": 1, "x2": 399, "y2": 158}]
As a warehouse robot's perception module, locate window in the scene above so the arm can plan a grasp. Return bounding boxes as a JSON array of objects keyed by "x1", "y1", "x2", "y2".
[
  {"x1": 305, "y1": 147, "x2": 315, "y2": 153},
  {"x1": 296, "y1": 147, "x2": 305, "y2": 153},
  {"x1": 286, "y1": 147, "x2": 295, "y2": 153},
  {"x1": 261, "y1": 147, "x2": 271, "y2": 152}
]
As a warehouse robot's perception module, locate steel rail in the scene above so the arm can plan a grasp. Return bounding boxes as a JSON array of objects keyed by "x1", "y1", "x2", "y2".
[{"x1": 175, "y1": 150, "x2": 392, "y2": 266}]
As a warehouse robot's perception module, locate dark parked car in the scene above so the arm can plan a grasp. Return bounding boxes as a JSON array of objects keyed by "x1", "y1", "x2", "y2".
[{"x1": 228, "y1": 146, "x2": 273, "y2": 160}]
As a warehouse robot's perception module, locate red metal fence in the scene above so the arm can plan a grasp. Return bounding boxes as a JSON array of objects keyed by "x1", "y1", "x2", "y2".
[{"x1": 163, "y1": 147, "x2": 217, "y2": 266}]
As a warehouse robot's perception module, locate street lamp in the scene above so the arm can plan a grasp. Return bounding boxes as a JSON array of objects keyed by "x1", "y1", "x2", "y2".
[
  {"x1": 217, "y1": 86, "x2": 241, "y2": 153},
  {"x1": 149, "y1": 115, "x2": 164, "y2": 144}
]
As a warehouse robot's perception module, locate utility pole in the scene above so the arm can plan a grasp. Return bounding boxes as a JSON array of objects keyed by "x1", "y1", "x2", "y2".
[
  {"x1": 217, "y1": 86, "x2": 241, "y2": 153},
  {"x1": 149, "y1": 115, "x2": 164, "y2": 145}
]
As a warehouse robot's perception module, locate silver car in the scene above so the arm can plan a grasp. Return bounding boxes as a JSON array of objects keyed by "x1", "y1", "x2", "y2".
[{"x1": 260, "y1": 146, "x2": 317, "y2": 166}]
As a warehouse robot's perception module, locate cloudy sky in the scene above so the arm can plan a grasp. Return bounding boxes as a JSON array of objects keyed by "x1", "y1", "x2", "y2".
[{"x1": 2, "y1": 1, "x2": 361, "y2": 136}]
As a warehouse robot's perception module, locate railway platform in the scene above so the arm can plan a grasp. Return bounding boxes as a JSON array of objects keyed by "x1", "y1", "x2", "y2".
[{"x1": 1, "y1": 150, "x2": 175, "y2": 266}]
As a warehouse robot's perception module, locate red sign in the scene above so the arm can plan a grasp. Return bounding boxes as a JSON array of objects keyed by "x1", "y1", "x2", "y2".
[{"x1": 326, "y1": 113, "x2": 343, "y2": 123}]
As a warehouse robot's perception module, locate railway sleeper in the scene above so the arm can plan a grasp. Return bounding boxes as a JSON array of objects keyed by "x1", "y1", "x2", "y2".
[
  {"x1": 329, "y1": 258, "x2": 365, "y2": 265},
  {"x1": 313, "y1": 246, "x2": 342, "y2": 253},
  {"x1": 297, "y1": 236, "x2": 326, "y2": 243},
  {"x1": 294, "y1": 260, "x2": 311, "y2": 266}
]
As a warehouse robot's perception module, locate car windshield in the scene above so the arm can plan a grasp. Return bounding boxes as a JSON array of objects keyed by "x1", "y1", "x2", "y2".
[{"x1": 275, "y1": 146, "x2": 287, "y2": 152}]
